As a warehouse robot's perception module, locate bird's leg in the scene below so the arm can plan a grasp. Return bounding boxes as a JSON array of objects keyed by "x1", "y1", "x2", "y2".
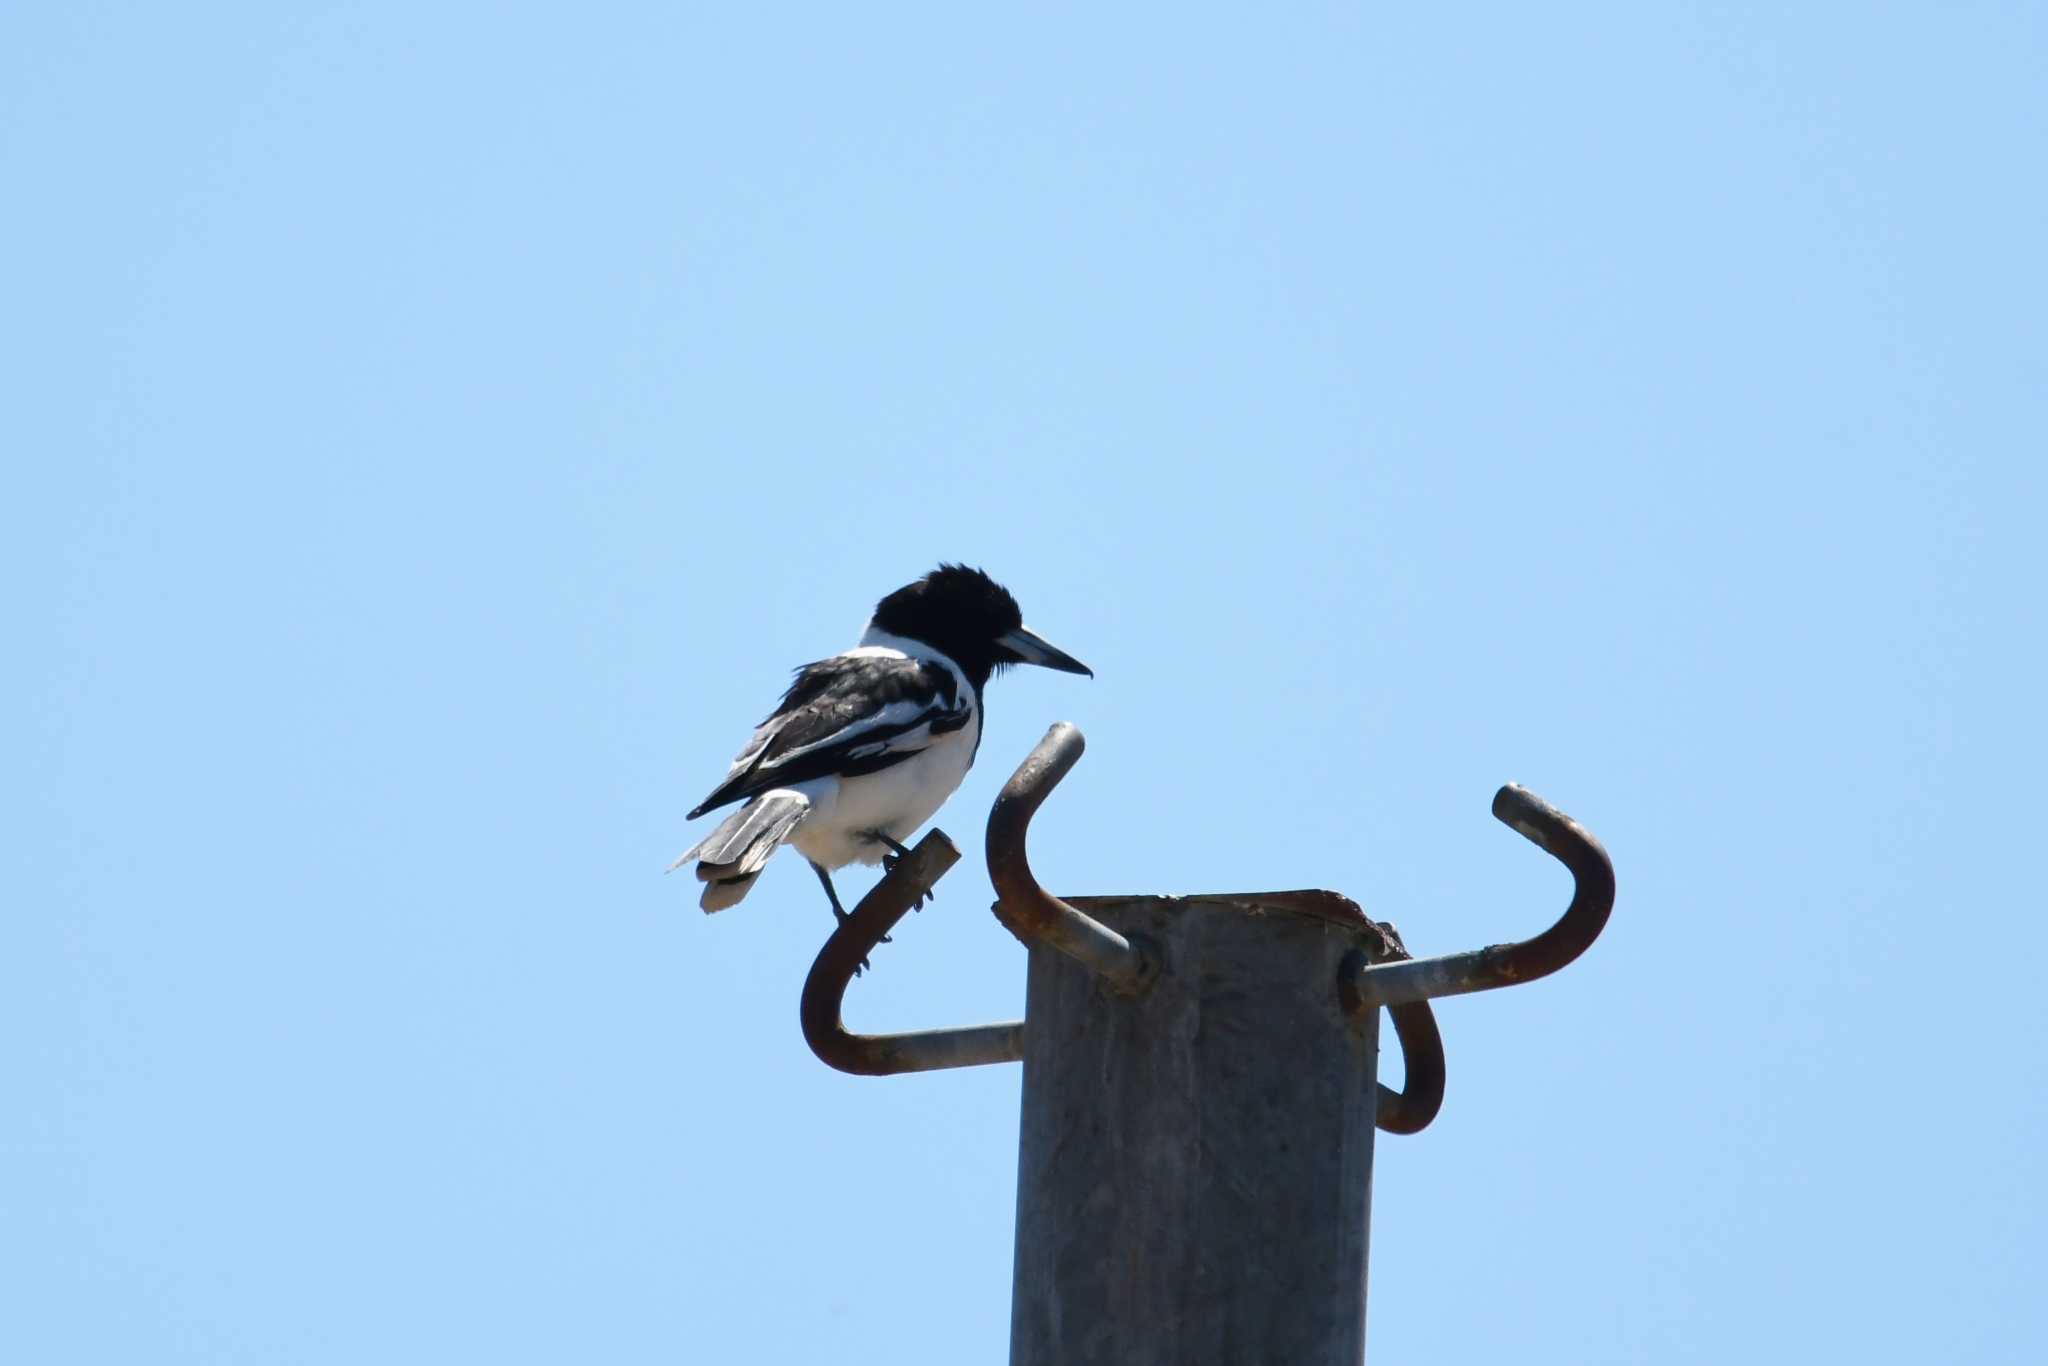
[
  {"x1": 810, "y1": 859, "x2": 880, "y2": 973},
  {"x1": 810, "y1": 858, "x2": 849, "y2": 922},
  {"x1": 870, "y1": 832, "x2": 934, "y2": 910}
]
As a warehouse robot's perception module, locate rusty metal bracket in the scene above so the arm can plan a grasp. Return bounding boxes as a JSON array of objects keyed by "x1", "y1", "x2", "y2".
[
  {"x1": 1337, "y1": 786, "x2": 1613, "y2": 1132},
  {"x1": 1376, "y1": 1000, "x2": 1447, "y2": 1135},
  {"x1": 1344, "y1": 784, "x2": 1616, "y2": 1011},
  {"x1": 800, "y1": 831, "x2": 1025, "y2": 1075},
  {"x1": 798, "y1": 727, "x2": 1612, "y2": 1131},
  {"x1": 1337, "y1": 921, "x2": 1448, "y2": 1136},
  {"x1": 987, "y1": 723, "x2": 1157, "y2": 994}
]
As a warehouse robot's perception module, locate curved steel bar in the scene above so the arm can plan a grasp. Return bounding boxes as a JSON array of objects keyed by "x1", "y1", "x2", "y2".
[
  {"x1": 1375, "y1": 1001, "x2": 1446, "y2": 1134},
  {"x1": 1339, "y1": 943, "x2": 1448, "y2": 1135},
  {"x1": 1350, "y1": 784, "x2": 1616, "y2": 1009},
  {"x1": 800, "y1": 830, "x2": 1025, "y2": 1075},
  {"x1": 986, "y1": 723, "x2": 1155, "y2": 994}
]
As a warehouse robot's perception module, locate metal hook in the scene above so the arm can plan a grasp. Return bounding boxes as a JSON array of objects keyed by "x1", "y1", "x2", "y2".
[
  {"x1": 797, "y1": 738, "x2": 1611, "y2": 1120},
  {"x1": 1376, "y1": 1002, "x2": 1447, "y2": 1135},
  {"x1": 1339, "y1": 923, "x2": 1449, "y2": 1136},
  {"x1": 1346, "y1": 785, "x2": 1617, "y2": 1010},
  {"x1": 799, "y1": 831, "x2": 1025, "y2": 1075},
  {"x1": 987, "y1": 723, "x2": 1156, "y2": 994},
  {"x1": 797, "y1": 721, "x2": 1154, "y2": 1074}
]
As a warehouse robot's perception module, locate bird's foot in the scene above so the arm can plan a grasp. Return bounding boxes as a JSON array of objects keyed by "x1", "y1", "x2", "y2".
[
  {"x1": 836, "y1": 914, "x2": 873, "y2": 975},
  {"x1": 832, "y1": 906, "x2": 887, "y2": 973},
  {"x1": 879, "y1": 849, "x2": 935, "y2": 910}
]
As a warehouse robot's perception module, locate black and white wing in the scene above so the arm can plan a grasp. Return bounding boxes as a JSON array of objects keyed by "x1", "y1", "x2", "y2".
[{"x1": 686, "y1": 654, "x2": 972, "y2": 819}]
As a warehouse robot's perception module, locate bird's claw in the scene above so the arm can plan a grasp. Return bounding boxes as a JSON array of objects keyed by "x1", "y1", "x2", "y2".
[
  {"x1": 834, "y1": 906, "x2": 884, "y2": 972},
  {"x1": 880, "y1": 852, "x2": 935, "y2": 912}
]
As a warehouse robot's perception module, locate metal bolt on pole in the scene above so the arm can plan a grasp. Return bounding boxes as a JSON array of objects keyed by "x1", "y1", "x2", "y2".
[{"x1": 798, "y1": 724, "x2": 1614, "y2": 1365}]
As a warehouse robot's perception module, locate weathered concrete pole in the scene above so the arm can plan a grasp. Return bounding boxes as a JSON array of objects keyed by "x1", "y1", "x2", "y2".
[{"x1": 1008, "y1": 892, "x2": 1393, "y2": 1366}]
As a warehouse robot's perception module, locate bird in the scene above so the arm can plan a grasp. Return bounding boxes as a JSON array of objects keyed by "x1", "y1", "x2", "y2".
[{"x1": 672, "y1": 564, "x2": 1092, "y2": 932}]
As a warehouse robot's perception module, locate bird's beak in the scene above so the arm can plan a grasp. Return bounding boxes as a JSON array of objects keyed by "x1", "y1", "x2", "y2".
[{"x1": 996, "y1": 625, "x2": 1093, "y2": 677}]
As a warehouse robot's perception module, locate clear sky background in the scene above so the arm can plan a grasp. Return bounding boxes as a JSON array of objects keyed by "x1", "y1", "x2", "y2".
[{"x1": 7, "y1": 4, "x2": 2045, "y2": 1363}]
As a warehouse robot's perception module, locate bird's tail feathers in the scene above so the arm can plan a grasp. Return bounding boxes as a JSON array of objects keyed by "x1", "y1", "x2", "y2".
[
  {"x1": 698, "y1": 870, "x2": 760, "y2": 913},
  {"x1": 669, "y1": 791, "x2": 809, "y2": 913}
]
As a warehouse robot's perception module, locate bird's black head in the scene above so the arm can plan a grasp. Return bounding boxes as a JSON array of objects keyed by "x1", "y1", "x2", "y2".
[{"x1": 870, "y1": 564, "x2": 1092, "y2": 690}]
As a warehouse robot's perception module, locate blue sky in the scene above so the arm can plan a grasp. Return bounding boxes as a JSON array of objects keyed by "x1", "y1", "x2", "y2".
[{"x1": 7, "y1": 4, "x2": 2045, "y2": 1362}]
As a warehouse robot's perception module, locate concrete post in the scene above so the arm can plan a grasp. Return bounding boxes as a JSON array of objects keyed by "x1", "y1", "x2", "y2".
[{"x1": 1008, "y1": 893, "x2": 1388, "y2": 1366}]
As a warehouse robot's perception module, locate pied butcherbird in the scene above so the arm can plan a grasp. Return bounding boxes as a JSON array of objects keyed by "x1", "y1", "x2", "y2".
[{"x1": 673, "y1": 565, "x2": 1091, "y2": 932}]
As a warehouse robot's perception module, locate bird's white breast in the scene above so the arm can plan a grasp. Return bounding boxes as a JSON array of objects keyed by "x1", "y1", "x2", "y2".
[{"x1": 787, "y1": 717, "x2": 979, "y2": 869}]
